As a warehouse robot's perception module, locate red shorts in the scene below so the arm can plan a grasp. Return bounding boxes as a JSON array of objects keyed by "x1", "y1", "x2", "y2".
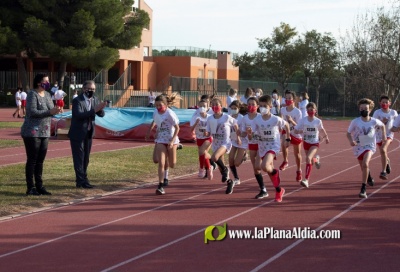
[
  {"x1": 377, "y1": 137, "x2": 392, "y2": 146},
  {"x1": 248, "y1": 143, "x2": 259, "y2": 151},
  {"x1": 289, "y1": 135, "x2": 302, "y2": 145},
  {"x1": 56, "y1": 100, "x2": 64, "y2": 107},
  {"x1": 196, "y1": 137, "x2": 212, "y2": 147},
  {"x1": 21, "y1": 100, "x2": 27, "y2": 107},
  {"x1": 303, "y1": 142, "x2": 319, "y2": 151},
  {"x1": 261, "y1": 150, "x2": 276, "y2": 160},
  {"x1": 357, "y1": 150, "x2": 371, "y2": 160}
]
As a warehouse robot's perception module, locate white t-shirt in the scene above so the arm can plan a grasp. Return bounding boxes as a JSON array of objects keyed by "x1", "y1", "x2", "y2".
[
  {"x1": 54, "y1": 90, "x2": 66, "y2": 100},
  {"x1": 280, "y1": 106, "x2": 303, "y2": 139},
  {"x1": 190, "y1": 110, "x2": 210, "y2": 140},
  {"x1": 372, "y1": 108, "x2": 398, "y2": 141},
  {"x1": 240, "y1": 113, "x2": 261, "y2": 145},
  {"x1": 298, "y1": 99, "x2": 309, "y2": 118},
  {"x1": 295, "y1": 116, "x2": 324, "y2": 144},
  {"x1": 254, "y1": 114, "x2": 286, "y2": 158},
  {"x1": 271, "y1": 98, "x2": 280, "y2": 115},
  {"x1": 347, "y1": 117, "x2": 384, "y2": 157},
  {"x1": 15, "y1": 91, "x2": 21, "y2": 106},
  {"x1": 226, "y1": 95, "x2": 237, "y2": 108},
  {"x1": 153, "y1": 108, "x2": 180, "y2": 144},
  {"x1": 240, "y1": 96, "x2": 252, "y2": 105},
  {"x1": 148, "y1": 94, "x2": 156, "y2": 104},
  {"x1": 20, "y1": 91, "x2": 27, "y2": 101},
  {"x1": 206, "y1": 114, "x2": 235, "y2": 153},
  {"x1": 230, "y1": 114, "x2": 248, "y2": 149}
]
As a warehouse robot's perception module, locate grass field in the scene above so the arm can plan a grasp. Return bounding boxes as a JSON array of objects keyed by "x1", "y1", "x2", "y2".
[
  {"x1": 0, "y1": 145, "x2": 200, "y2": 217},
  {"x1": 0, "y1": 122, "x2": 23, "y2": 129}
]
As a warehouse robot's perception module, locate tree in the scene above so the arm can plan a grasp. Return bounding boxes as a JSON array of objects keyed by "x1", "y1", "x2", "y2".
[
  {"x1": 254, "y1": 23, "x2": 304, "y2": 91},
  {"x1": 0, "y1": 0, "x2": 150, "y2": 87},
  {"x1": 340, "y1": 1, "x2": 400, "y2": 102},
  {"x1": 300, "y1": 30, "x2": 339, "y2": 108}
]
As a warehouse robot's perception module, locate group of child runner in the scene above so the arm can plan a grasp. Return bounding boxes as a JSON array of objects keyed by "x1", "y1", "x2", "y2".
[{"x1": 147, "y1": 89, "x2": 398, "y2": 200}]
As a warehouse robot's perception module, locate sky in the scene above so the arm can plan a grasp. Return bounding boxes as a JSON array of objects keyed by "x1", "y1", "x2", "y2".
[{"x1": 144, "y1": 0, "x2": 391, "y2": 55}]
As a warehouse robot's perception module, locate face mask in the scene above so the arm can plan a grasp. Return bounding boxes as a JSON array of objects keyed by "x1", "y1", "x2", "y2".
[
  {"x1": 230, "y1": 109, "x2": 239, "y2": 115},
  {"x1": 199, "y1": 107, "x2": 206, "y2": 113},
  {"x1": 360, "y1": 110, "x2": 369, "y2": 117},
  {"x1": 40, "y1": 82, "x2": 50, "y2": 90},
  {"x1": 307, "y1": 110, "x2": 316, "y2": 117},
  {"x1": 157, "y1": 105, "x2": 166, "y2": 113},
  {"x1": 85, "y1": 90, "x2": 94, "y2": 98},
  {"x1": 212, "y1": 105, "x2": 222, "y2": 113},
  {"x1": 272, "y1": 94, "x2": 278, "y2": 99},
  {"x1": 259, "y1": 107, "x2": 269, "y2": 115},
  {"x1": 299, "y1": 96, "x2": 303, "y2": 100},
  {"x1": 381, "y1": 103, "x2": 389, "y2": 110},
  {"x1": 248, "y1": 105, "x2": 257, "y2": 113},
  {"x1": 286, "y1": 99, "x2": 294, "y2": 106},
  {"x1": 255, "y1": 92, "x2": 260, "y2": 97}
]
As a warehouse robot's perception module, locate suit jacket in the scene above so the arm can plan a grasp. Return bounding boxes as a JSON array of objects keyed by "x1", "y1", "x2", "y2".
[{"x1": 68, "y1": 93, "x2": 105, "y2": 141}]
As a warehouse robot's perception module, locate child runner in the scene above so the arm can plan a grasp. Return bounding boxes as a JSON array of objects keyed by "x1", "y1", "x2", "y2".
[
  {"x1": 372, "y1": 95, "x2": 397, "y2": 180},
  {"x1": 240, "y1": 97, "x2": 266, "y2": 199},
  {"x1": 190, "y1": 99, "x2": 214, "y2": 179},
  {"x1": 228, "y1": 100, "x2": 248, "y2": 186},
  {"x1": 205, "y1": 98, "x2": 238, "y2": 194},
  {"x1": 347, "y1": 98, "x2": 386, "y2": 198},
  {"x1": 54, "y1": 88, "x2": 67, "y2": 113},
  {"x1": 251, "y1": 95, "x2": 290, "y2": 202},
  {"x1": 294, "y1": 102, "x2": 329, "y2": 188},
  {"x1": 279, "y1": 90, "x2": 303, "y2": 182},
  {"x1": 145, "y1": 94, "x2": 180, "y2": 195}
]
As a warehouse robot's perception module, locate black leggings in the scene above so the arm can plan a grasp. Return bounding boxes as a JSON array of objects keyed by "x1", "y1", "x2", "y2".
[{"x1": 23, "y1": 137, "x2": 49, "y2": 190}]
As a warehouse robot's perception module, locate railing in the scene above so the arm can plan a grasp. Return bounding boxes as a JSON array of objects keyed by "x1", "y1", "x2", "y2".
[{"x1": 104, "y1": 64, "x2": 132, "y2": 107}]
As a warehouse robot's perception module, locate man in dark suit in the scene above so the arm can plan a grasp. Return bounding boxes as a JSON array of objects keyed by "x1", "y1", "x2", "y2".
[{"x1": 68, "y1": 80, "x2": 107, "y2": 189}]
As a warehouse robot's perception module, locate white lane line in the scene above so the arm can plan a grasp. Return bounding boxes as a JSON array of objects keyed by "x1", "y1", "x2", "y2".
[{"x1": 101, "y1": 151, "x2": 392, "y2": 272}]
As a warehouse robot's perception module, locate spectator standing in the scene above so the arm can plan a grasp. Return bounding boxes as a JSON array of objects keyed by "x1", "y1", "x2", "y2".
[
  {"x1": 148, "y1": 89, "x2": 156, "y2": 107},
  {"x1": 13, "y1": 88, "x2": 22, "y2": 118},
  {"x1": 20, "y1": 88, "x2": 27, "y2": 117}
]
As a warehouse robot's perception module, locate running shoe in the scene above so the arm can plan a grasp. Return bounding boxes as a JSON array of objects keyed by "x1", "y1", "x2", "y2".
[
  {"x1": 198, "y1": 168, "x2": 206, "y2": 178},
  {"x1": 221, "y1": 167, "x2": 230, "y2": 183},
  {"x1": 279, "y1": 161, "x2": 289, "y2": 171},
  {"x1": 314, "y1": 155, "x2": 321, "y2": 169},
  {"x1": 386, "y1": 159, "x2": 391, "y2": 174},
  {"x1": 296, "y1": 170, "x2": 302, "y2": 182},
  {"x1": 275, "y1": 188, "x2": 285, "y2": 202},
  {"x1": 300, "y1": 179, "x2": 309, "y2": 188},
  {"x1": 255, "y1": 190, "x2": 268, "y2": 199},
  {"x1": 234, "y1": 178, "x2": 241, "y2": 185},
  {"x1": 163, "y1": 178, "x2": 169, "y2": 186},
  {"x1": 379, "y1": 171, "x2": 388, "y2": 180},
  {"x1": 156, "y1": 185, "x2": 165, "y2": 195},
  {"x1": 226, "y1": 179, "x2": 235, "y2": 194},
  {"x1": 367, "y1": 173, "x2": 374, "y2": 186},
  {"x1": 207, "y1": 168, "x2": 213, "y2": 180},
  {"x1": 177, "y1": 144, "x2": 183, "y2": 150},
  {"x1": 359, "y1": 186, "x2": 367, "y2": 198}
]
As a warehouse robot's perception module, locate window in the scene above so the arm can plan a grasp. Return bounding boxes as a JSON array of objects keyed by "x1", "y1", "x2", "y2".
[
  {"x1": 198, "y1": 70, "x2": 204, "y2": 85},
  {"x1": 143, "y1": 47, "x2": 149, "y2": 56},
  {"x1": 132, "y1": 1, "x2": 139, "y2": 12},
  {"x1": 207, "y1": 70, "x2": 214, "y2": 85}
]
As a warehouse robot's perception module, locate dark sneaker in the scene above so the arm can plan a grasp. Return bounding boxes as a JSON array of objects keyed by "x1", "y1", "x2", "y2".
[
  {"x1": 225, "y1": 179, "x2": 234, "y2": 194},
  {"x1": 156, "y1": 185, "x2": 165, "y2": 195},
  {"x1": 163, "y1": 178, "x2": 169, "y2": 186},
  {"x1": 386, "y1": 159, "x2": 391, "y2": 174},
  {"x1": 26, "y1": 187, "x2": 40, "y2": 196},
  {"x1": 255, "y1": 190, "x2": 268, "y2": 199},
  {"x1": 379, "y1": 171, "x2": 388, "y2": 180},
  {"x1": 367, "y1": 174, "x2": 375, "y2": 186},
  {"x1": 37, "y1": 187, "x2": 52, "y2": 195},
  {"x1": 177, "y1": 144, "x2": 183, "y2": 150},
  {"x1": 359, "y1": 186, "x2": 367, "y2": 198},
  {"x1": 221, "y1": 167, "x2": 230, "y2": 183}
]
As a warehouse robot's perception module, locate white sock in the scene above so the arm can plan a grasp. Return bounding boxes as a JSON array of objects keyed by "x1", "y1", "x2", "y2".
[{"x1": 164, "y1": 169, "x2": 169, "y2": 179}]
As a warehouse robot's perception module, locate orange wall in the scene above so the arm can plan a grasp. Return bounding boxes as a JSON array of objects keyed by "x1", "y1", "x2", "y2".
[{"x1": 152, "y1": 56, "x2": 192, "y2": 83}]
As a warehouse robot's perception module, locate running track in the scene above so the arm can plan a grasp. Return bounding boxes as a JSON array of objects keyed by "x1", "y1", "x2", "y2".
[{"x1": 0, "y1": 117, "x2": 399, "y2": 271}]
